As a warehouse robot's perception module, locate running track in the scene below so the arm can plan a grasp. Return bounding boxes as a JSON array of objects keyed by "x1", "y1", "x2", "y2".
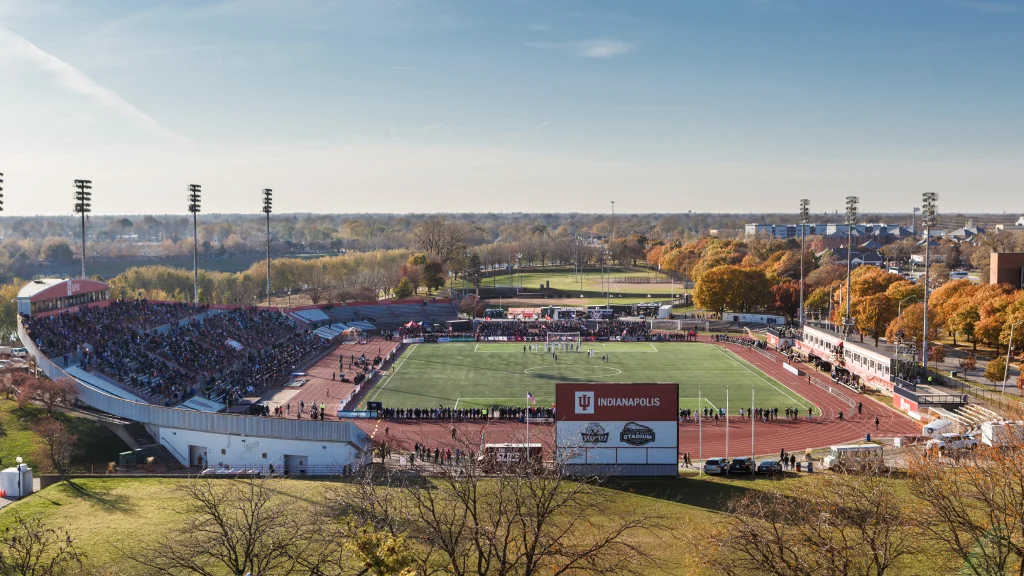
[{"x1": 350, "y1": 338, "x2": 921, "y2": 460}]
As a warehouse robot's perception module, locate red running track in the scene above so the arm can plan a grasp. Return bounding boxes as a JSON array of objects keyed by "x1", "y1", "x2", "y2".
[{"x1": 352, "y1": 340, "x2": 921, "y2": 460}]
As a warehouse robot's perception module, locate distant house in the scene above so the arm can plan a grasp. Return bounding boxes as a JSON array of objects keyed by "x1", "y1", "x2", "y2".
[
  {"x1": 826, "y1": 247, "x2": 885, "y2": 268},
  {"x1": 945, "y1": 220, "x2": 986, "y2": 243}
]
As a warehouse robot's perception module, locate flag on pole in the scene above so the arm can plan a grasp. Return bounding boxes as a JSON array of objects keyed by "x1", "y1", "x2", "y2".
[{"x1": 527, "y1": 391, "x2": 537, "y2": 405}]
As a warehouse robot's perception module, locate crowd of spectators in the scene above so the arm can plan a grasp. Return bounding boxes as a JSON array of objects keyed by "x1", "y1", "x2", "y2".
[
  {"x1": 27, "y1": 301, "x2": 332, "y2": 407},
  {"x1": 380, "y1": 405, "x2": 554, "y2": 421},
  {"x1": 24, "y1": 300, "x2": 201, "y2": 358},
  {"x1": 712, "y1": 334, "x2": 768, "y2": 349}
]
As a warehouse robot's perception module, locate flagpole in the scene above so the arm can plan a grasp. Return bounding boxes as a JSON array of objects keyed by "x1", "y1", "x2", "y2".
[
  {"x1": 526, "y1": 392, "x2": 530, "y2": 449},
  {"x1": 726, "y1": 387, "x2": 729, "y2": 465},
  {"x1": 751, "y1": 388, "x2": 755, "y2": 462},
  {"x1": 698, "y1": 386, "x2": 703, "y2": 476}
]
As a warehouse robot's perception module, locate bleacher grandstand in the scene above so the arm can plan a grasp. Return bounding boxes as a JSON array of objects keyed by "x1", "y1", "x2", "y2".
[
  {"x1": 23, "y1": 298, "x2": 457, "y2": 409},
  {"x1": 322, "y1": 299, "x2": 458, "y2": 330}
]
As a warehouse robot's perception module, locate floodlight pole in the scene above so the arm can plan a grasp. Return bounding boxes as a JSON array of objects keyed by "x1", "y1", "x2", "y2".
[
  {"x1": 799, "y1": 199, "x2": 809, "y2": 326},
  {"x1": 262, "y1": 189, "x2": 273, "y2": 307},
  {"x1": 844, "y1": 196, "x2": 858, "y2": 331},
  {"x1": 188, "y1": 184, "x2": 202, "y2": 304},
  {"x1": 73, "y1": 179, "x2": 93, "y2": 278},
  {"x1": 922, "y1": 192, "x2": 937, "y2": 375},
  {"x1": 1003, "y1": 320, "x2": 1023, "y2": 394}
]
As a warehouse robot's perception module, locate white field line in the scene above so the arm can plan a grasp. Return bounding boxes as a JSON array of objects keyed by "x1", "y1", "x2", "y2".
[
  {"x1": 370, "y1": 344, "x2": 417, "y2": 402},
  {"x1": 679, "y1": 397, "x2": 717, "y2": 410},
  {"x1": 650, "y1": 343, "x2": 658, "y2": 352},
  {"x1": 715, "y1": 346, "x2": 804, "y2": 406}
]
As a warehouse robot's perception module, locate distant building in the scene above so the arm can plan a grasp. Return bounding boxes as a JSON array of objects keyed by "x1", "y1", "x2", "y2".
[
  {"x1": 945, "y1": 220, "x2": 986, "y2": 243},
  {"x1": 744, "y1": 222, "x2": 916, "y2": 245},
  {"x1": 990, "y1": 252, "x2": 1024, "y2": 288}
]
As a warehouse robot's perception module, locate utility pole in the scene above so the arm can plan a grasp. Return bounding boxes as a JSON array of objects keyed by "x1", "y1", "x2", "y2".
[
  {"x1": 0, "y1": 172, "x2": 5, "y2": 216},
  {"x1": 843, "y1": 196, "x2": 858, "y2": 335},
  {"x1": 922, "y1": 192, "x2": 937, "y2": 375},
  {"x1": 799, "y1": 199, "x2": 809, "y2": 326},
  {"x1": 73, "y1": 180, "x2": 93, "y2": 278},
  {"x1": 188, "y1": 184, "x2": 201, "y2": 304},
  {"x1": 262, "y1": 189, "x2": 273, "y2": 307}
]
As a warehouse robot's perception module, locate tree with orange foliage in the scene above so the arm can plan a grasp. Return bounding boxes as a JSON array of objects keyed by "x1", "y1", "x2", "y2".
[
  {"x1": 886, "y1": 302, "x2": 936, "y2": 347},
  {"x1": 853, "y1": 292, "x2": 897, "y2": 346}
]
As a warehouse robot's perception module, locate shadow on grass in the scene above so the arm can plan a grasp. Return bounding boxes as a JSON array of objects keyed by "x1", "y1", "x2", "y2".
[
  {"x1": 64, "y1": 479, "x2": 138, "y2": 514},
  {"x1": 598, "y1": 476, "x2": 757, "y2": 512}
]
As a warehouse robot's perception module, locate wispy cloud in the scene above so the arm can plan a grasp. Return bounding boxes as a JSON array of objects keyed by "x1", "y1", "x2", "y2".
[
  {"x1": 0, "y1": 25, "x2": 188, "y2": 142},
  {"x1": 955, "y1": 0, "x2": 1024, "y2": 13},
  {"x1": 536, "y1": 120, "x2": 551, "y2": 131},
  {"x1": 574, "y1": 40, "x2": 633, "y2": 58},
  {"x1": 527, "y1": 22, "x2": 550, "y2": 31},
  {"x1": 528, "y1": 39, "x2": 634, "y2": 59}
]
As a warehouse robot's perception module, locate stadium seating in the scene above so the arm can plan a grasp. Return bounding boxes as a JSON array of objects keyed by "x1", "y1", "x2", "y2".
[{"x1": 28, "y1": 303, "x2": 332, "y2": 408}]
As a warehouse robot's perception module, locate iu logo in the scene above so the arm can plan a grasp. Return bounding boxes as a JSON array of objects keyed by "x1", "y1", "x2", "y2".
[{"x1": 574, "y1": 391, "x2": 595, "y2": 414}]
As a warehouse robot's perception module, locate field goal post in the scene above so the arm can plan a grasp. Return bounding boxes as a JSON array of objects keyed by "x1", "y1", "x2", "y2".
[{"x1": 546, "y1": 332, "x2": 581, "y2": 345}]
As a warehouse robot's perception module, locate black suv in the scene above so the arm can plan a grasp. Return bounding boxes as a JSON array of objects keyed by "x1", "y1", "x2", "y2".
[{"x1": 728, "y1": 457, "x2": 755, "y2": 474}]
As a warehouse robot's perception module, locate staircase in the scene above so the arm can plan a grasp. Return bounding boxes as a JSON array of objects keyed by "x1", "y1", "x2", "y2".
[{"x1": 123, "y1": 422, "x2": 185, "y2": 470}]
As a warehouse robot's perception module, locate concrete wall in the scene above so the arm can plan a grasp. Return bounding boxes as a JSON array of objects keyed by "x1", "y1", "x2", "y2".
[{"x1": 157, "y1": 426, "x2": 368, "y2": 474}]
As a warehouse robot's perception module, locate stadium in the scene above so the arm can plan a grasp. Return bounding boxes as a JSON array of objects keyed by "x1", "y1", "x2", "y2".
[{"x1": 15, "y1": 277, "x2": 919, "y2": 475}]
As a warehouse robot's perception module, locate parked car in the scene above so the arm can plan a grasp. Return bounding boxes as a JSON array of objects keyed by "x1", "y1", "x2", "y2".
[
  {"x1": 729, "y1": 457, "x2": 755, "y2": 474},
  {"x1": 703, "y1": 457, "x2": 728, "y2": 475},
  {"x1": 926, "y1": 433, "x2": 979, "y2": 452},
  {"x1": 756, "y1": 460, "x2": 783, "y2": 475}
]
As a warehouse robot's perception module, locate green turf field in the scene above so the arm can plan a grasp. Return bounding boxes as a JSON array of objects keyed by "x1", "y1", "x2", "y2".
[
  {"x1": 468, "y1": 266, "x2": 686, "y2": 295},
  {"x1": 361, "y1": 342, "x2": 817, "y2": 414}
]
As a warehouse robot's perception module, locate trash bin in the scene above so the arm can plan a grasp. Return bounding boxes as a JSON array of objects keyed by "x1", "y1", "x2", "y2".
[
  {"x1": 866, "y1": 433, "x2": 871, "y2": 442},
  {"x1": 807, "y1": 462, "x2": 813, "y2": 474}
]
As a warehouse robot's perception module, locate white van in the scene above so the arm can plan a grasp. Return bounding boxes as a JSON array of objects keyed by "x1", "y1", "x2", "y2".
[
  {"x1": 822, "y1": 444, "x2": 884, "y2": 471},
  {"x1": 10, "y1": 347, "x2": 28, "y2": 358},
  {"x1": 923, "y1": 419, "x2": 954, "y2": 438}
]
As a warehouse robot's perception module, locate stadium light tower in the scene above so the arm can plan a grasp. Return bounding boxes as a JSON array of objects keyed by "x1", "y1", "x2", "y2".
[
  {"x1": 262, "y1": 189, "x2": 273, "y2": 307},
  {"x1": 188, "y1": 184, "x2": 201, "y2": 304},
  {"x1": 922, "y1": 192, "x2": 937, "y2": 375},
  {"x1": 73, "y1": 179, "x2": 93, "y2": 278},
  {"x1": 843, "y1": 196, "x2": 858, "y2": 333},
  {"x1": 799, "y1": 199, "x2": 809, "y2": 326},
  {"x1": 0, "y1": 171, "x2": 5, "y2": 215}
]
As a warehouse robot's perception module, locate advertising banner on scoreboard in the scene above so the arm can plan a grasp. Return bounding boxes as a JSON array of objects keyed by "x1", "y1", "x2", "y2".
[{"x1": 554, "y1": 382, "x2": 678, "y2": 472}]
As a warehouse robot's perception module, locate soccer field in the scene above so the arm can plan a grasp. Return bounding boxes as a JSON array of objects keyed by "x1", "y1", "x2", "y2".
[{"x1": 361, "y1": 342, "x2": 817, "y2": 414}]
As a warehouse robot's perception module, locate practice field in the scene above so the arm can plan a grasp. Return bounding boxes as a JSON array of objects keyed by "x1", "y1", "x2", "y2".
[{"x1": 361, "y1": 342, "x2": 817, "y2": 414}]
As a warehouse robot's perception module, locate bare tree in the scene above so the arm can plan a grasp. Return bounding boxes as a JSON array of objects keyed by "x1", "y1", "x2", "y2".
[
  {"x1": 413, "y1": 218, "x2": 467, "y2": 265},
  {"x1": 698, "y1": 468, "x2": 921, "y2": 576},
  {"x1": 907, "y1": 442, "x2": 1024, "y2": 576},
  {"x1": 32, "y1": 417, "x2": 77, "y2": 481},
  {"x1": 16, "y1": 377, "x2": 77, "y2": 414},
  {"x1": 0, "y1": 513, "x2": 85, "y2": 576},
  {"x1": 119, "y1": 476, "x2": 317, "y2": 576},
  {"x1": 349, "y1": 433, "x2": 666, "y2": 576}
]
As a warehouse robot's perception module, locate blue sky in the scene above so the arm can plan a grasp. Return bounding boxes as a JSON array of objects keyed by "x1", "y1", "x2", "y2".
[{"x1": 0, "y1": 0, "x2": 1022, "y2": 215}]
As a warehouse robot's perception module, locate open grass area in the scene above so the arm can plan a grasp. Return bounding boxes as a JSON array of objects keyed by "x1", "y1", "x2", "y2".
[
  {"x1": 360, "y1": 342, "x2": 816, "y2": 413},
  {"x1": 474, "y1": 265, "x2": 686, "y2": 296},
  {"x1": 0, "y1": 398, "x2": 131, "y2": 473},
  {"x1": 0, "y1": 473, "x2": 870, "y2": 575}
]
